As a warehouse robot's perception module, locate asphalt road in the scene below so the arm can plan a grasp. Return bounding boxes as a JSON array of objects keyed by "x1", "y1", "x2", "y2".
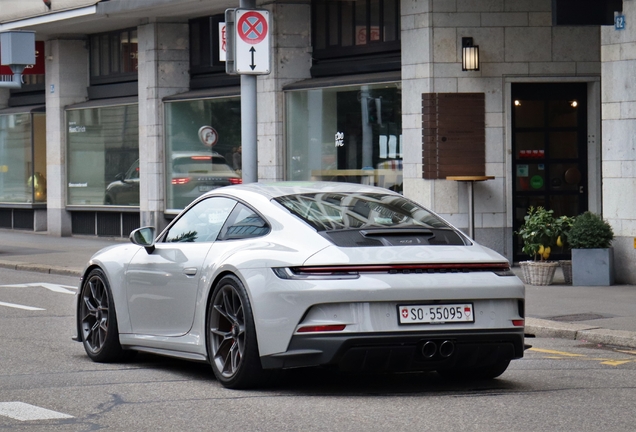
[{"x1": 1, "y1": 268, "x2": 636, "y2": 431}]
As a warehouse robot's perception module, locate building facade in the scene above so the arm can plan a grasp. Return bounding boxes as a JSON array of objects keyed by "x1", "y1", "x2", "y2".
[{"x1": 1, "y1": 0, "x2": 635, "y2": 283}]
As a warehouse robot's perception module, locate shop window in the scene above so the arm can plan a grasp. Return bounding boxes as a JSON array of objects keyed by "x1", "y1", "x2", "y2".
[
  {"x1": 312, "y1": 0, "x2": 400, "y2": 76},
  {"x1": 165, "y1": 97, "x2": 242, "y2": 212},
  {"x1": 0, "y1": 112, "x2": 47, "y2": 204},
  {"x1": 89, "y1": 29, "x2": 138, "y2": 85},
  {"x1": 67, "y1": 104, "x2": 139, "y2": 206},
  {"x1": 285, "y1": 82, "x2": 402, "y2": 192}
]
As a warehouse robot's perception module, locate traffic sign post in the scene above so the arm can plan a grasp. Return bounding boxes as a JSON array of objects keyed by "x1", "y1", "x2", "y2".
[{"x1": 225, "y1": 8, "x2": 270, "y2": 75}]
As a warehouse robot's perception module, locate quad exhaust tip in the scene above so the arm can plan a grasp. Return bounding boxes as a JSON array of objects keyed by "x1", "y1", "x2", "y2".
[{"x1": 421, "y1": 340, "x2": 455, "y2": 358}]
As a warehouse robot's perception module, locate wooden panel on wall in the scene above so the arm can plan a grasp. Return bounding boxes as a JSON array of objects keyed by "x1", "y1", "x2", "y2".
[{"x1": 422, "y1": 93, "x2": 486, "y2": 179}]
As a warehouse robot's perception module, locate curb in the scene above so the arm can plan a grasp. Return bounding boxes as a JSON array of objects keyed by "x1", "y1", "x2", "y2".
[
  {"x1": 0, "y1": 260, "x2": 82, "y2": 278},
  {"x1": 526, "y1": 317, "x2": 636, "y2": 349}
]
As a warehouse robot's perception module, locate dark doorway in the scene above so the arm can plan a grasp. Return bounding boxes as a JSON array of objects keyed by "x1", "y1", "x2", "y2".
[{"x1": 512, "y1": 83, "x2": 588, "y2": 262}]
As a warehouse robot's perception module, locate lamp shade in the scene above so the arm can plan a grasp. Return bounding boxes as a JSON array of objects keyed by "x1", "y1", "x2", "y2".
[{"x1": 462, "y1": 37, "x2": 479, "y2": 71}]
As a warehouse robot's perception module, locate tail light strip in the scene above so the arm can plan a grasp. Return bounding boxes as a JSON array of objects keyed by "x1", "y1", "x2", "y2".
[{"x1": 273, "y1": 263, "x2": 513, "y2": 280}]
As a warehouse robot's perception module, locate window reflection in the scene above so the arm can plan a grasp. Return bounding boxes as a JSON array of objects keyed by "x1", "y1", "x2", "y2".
[
  {"x1": 67, "y1": 104, "x2": 139, "y2": 206},
  {"x1": 165, "y1": 98, "x2": 242, "y2": 211},
  {"x1": 0, "y1": 112, "x2": 46, "y2": 204},
  {"x1": 285, "y1": 82, "x2": 402, "y2": 192}
]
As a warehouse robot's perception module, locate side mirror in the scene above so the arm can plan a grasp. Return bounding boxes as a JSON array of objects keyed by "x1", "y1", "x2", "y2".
[{"x1": 130, "y1": 226, "x2": 156, "y2": 254}]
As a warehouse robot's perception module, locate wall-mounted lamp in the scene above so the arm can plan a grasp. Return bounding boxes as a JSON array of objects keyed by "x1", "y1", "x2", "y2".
[{"x1": 462, "y1": 37, "x2": 479, "y2": 71}]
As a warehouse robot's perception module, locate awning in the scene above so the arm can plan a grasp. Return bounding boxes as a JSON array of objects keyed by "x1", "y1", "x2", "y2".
[
  {"x1": 283, "y1": 71, "x2": 402, "y2": 91},
  {"x1": 163, "y1": 87, "x2": 240, "y2": 102},
  {"x1": 0, "y1": 104, "x2": 45, "y2": 115},
  {"x1": 65, "y1": 96, "x2": 138, "y2": 110}
]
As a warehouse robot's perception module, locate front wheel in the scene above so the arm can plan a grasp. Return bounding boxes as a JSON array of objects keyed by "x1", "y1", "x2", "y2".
[
  {"x1": 207, "y1": 275, "x2": 266, "y2": 389},
  {"x1": 79, "y1": 268, "x2": 128, "y2": 362}
]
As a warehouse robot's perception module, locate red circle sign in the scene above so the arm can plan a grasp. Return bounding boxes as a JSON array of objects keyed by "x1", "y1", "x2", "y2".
[{"x1": 237, "y1": 11, "x2": 268, "y2": 44}]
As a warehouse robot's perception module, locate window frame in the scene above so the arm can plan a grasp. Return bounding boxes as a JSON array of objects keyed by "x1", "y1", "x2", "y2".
[
  {"x1": 89, "y1": 28, "x2": 139, "y2": 86},
  {"x1": 311, "y1": 0, "x2": 401, "y2": 61}
]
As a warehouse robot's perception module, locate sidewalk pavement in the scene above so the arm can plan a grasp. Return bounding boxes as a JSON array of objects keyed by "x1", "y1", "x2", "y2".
[{"x1": 1, "y1": 228, "x2": 635, "y2": 349}]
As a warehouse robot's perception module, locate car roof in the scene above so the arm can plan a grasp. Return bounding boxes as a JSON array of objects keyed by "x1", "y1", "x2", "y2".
[{"x1": 212, "y1": 181, "x2": 401, "y2": 200}]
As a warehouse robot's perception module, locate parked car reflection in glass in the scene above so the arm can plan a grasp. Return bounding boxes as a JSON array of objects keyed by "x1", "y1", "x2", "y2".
[
  {"x1": 104, "y1": 152, "x2": 242, "y2": 208},
  {"x1": 104, "y1": 159, "x2": 140, "y2": 205},
  {"x1": 169, "y1": 152, "x2": 242, "y2": 209}
]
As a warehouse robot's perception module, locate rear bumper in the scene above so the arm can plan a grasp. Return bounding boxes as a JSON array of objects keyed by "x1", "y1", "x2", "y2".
[{"x1": 260, "y1": 328, "x2": 524, "y2": 371}]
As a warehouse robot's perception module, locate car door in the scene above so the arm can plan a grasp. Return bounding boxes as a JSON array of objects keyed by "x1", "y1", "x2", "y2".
[{"x1": 125, "y1": 196, "x2": 237, "y2": 336}]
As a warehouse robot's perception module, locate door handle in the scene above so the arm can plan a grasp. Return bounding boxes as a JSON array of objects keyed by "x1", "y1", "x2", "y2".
[{"x1": 183, "y1": 267, "x2": 197, "y2": 276}]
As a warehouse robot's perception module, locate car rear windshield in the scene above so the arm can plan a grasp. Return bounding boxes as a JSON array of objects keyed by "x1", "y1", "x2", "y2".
[{"x1": 275, "y1": 192, "x2": 458, "y2": 232}]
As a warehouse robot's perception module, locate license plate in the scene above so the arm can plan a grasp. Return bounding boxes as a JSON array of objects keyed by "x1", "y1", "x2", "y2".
[
  {"x1": 198, "y1": 185, "x2": 213, "y2": 192},
  {"x1": 398, "y1": 303, "x2": 474, "y2": 324}
]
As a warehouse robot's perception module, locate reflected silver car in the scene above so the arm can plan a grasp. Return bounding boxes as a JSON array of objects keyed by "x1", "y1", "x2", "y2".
[
  {"x1": 104, "y1": 153, "x2": 242, "y2": 207},
  {"x1": 74, "y1": 182, "x2": 525, "y2": 389}
]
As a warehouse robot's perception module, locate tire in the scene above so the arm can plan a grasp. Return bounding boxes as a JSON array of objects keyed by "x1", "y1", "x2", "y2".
[
  {"x1": 437, "y1": 358, "x2": 511, "y2": 381},
  {"x1": 207, "y1": 275, "x2": 266, "y2": 389},
  {"x1": 79, "y1": 268, "x2": 128, "y2": 363}
]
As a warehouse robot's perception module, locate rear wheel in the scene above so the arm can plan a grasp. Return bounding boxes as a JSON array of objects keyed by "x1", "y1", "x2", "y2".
[
  {"x1": 79, "y1": 268, "x2": 129, "y2": 362},
  {"x1": 207, "y1": 275, "x2": 266, "y2": 389},
  {"x1": 437, "y1": 358, "x2": 511, "y2": 380}
]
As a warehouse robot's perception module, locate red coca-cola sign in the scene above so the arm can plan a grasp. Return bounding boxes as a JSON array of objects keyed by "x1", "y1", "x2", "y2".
[{"x1": 0, "y1": 41, "x2": 45, "y2": 75}]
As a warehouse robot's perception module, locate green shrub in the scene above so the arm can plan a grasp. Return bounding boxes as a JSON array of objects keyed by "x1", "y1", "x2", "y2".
[
  {"x1": 516, "y1": 206, "x2": 558, "y2": 260},
  {"x1": 568, "y1": 211, "x2": 614, "y2": 249},
  {"x1": 554, "y1": 214, "x2": 575, "y2": 251}
]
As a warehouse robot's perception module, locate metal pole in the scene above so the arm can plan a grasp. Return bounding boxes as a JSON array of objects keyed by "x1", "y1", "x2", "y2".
[
  {"x1": 240, "y1": 0, "x2": 257, "y2": 184},
  {"x1": 468, "y1": 181, "x2": 475, "y2": 239}
]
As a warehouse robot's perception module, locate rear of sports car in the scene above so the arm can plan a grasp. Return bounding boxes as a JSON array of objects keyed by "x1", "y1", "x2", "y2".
[{"x1": 254, "y1": 189, "x2": 525, "y2": 379}]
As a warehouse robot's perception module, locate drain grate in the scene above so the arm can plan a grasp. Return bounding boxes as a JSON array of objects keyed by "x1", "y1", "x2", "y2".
[{"x1": 546, "y1": 313, "x2": 612, "y2": 322}]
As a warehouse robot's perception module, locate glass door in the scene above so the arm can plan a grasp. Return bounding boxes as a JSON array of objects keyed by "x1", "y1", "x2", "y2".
[{"x1": 512, "y1": 83, "x2": 588, "y2": 262}]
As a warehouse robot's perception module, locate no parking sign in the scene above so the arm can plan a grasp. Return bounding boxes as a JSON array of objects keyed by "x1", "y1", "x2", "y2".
[{"x1": 224, "y1": 8, "x2": 271, "y2": 75}]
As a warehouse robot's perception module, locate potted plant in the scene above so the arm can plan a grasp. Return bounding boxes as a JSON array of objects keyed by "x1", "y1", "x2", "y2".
[
  {"x1": 554, "y1": 215, "x2": 575, "y2": 284},
  {"x1": 568, "y1": 211, "x2": 615, "y2": 286},
  {"x1": 516, "y1": 206, "x2": 560, "y2": 285}
]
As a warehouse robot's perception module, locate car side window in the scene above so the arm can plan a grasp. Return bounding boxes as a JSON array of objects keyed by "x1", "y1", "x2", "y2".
[
  {"x1": 164, "y1": 197, "x2": 237, "y2": 243},
  {"x1": 218, "y1": 203, "x2": 270, "y2": 240}
]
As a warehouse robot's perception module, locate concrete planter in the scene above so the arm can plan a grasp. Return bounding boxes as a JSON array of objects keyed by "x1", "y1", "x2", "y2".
[{"x1": 571, "y1": 248, "x2": 615, "y2": 286}]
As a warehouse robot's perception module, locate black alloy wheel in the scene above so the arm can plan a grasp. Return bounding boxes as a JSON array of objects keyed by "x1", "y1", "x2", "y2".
[
  {"x1": 79, "y1": 268, "x2": 127, "y2": 362},
  {"x1": 207, "y1": 275, "x2": 266, "y2": 389}
]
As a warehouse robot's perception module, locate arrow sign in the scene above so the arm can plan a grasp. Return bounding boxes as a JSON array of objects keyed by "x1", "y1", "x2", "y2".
[
  {"x1": 0, "y1": 283, "x2": 76, "y2": 295},
  {"x1": 233, "y1": 9, "x2": 270, "y2": 74}
]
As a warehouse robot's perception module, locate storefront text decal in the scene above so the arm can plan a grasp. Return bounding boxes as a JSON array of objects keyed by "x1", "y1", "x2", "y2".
[{"x1": 335, "y1": 132, "x2": 344, "y2": 147}]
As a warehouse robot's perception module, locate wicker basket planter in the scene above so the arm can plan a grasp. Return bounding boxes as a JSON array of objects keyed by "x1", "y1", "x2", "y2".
[
  {"x1": 559, "y1": 260, "x2": 572, "y2": 284},
  {"x1": 519, "y1": 261, "x2": 559, "y2": 286}
]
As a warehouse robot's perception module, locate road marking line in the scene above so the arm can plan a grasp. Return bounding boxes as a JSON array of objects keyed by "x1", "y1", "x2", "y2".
[
  {"x1": 0, "y1": 402, "x2": 73, "y2": 421},
  {"x1": 0, "y1": 283, "x2": 76, "y2": 294},
  {"x1": 601, "y1": 360, "x2": 632, "y2": 366},
  {"x1": 529, "y1": 348, "x2": 585, "y2": 357},
  {"x1": 0, "y1": 301, "x2": 45, "y2": 311}
]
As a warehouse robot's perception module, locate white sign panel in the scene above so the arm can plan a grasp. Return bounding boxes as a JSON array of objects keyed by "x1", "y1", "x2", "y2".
[
  {"x1": 219, "y1": 23, "x2": 227, "y2": 62},
  {"x1": 234, "y1": 9, "x2": 270, "y2": 74}
]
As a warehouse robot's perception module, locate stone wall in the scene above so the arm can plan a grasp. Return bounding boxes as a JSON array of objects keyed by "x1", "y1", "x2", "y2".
[
  {"x1": 257, "y1": 1, "x2": 312, "y2": 181},
  {"x1": 601, "y1": 0, "x2": 636, "y2": 284}
]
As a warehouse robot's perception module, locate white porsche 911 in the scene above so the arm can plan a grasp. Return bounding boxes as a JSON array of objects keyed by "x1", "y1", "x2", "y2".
[{"x1": 73, "y1": 182, "x2": 525, "y2": 389}]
